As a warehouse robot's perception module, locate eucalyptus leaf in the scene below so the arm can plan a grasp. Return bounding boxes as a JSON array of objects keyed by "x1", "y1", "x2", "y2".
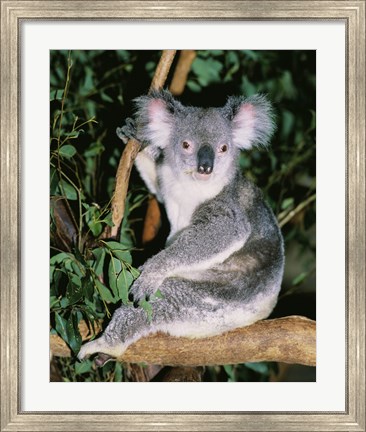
[
  {"x1": 59, "y1": 180, "x2": 78, "y2": 201},
  {"x1": 95, "y1": 278, "x2": 116, "y2": 304},
  {"x1": 54, "y1": 312, "x2": 68, "y2": 343},
  {"x1": 139, "y1": 299, "x2": 153, "y2": 322},
  {"x1": 75, "y1": 359, "x2": 93, "y2": 375},
  {"x1": 59, "y1": 144, "x2": 77, "y2": 159},
  {"x1": 92, "y1": 248, "x2": 106, "y2": 276},
  {"x1": 66, "y1": 312, "x2": 82, "y2": 354},
  {"x1": 245, "y1": 362, "x2": 269, "y2": 375},
  {"x1": 108, "y1": 257, "x2": 123, "y2": 298},
  {"x1": 104, "y1": 241, "x2": 132, "y2": 264},
  {"x1": 66, "y1": 278, "x2": 83, "y2": 304},
  {"x1": 117, "y1": 267, "x2": 133, "y2": 304}
]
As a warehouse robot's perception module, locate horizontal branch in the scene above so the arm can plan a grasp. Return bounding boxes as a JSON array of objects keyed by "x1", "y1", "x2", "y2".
[{"x1": 50, "y1": 315, "x2": 315, "y2": 367}]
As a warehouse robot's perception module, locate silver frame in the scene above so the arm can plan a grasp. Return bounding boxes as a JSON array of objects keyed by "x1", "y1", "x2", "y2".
[{"x1": 1, "y1": 1, "x2": 365, "y2": 431}]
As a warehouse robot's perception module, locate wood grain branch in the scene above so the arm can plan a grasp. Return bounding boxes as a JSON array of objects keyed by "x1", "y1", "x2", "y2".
[
  {"x1": 169, "y1": 49, "x2": 196, "y2": 96},
  {"x1": 107, "y1": 50, "x2": 177, "y2": 239},
  {"x1": 278, "y1": 194, "x2": 316, "y2": 228},
  {"x1": 142, "y1": 50, "x2": 196, "y2": 244},
  {"x1": 50, "y1": 315, "x2": 316, "y2": 367}
]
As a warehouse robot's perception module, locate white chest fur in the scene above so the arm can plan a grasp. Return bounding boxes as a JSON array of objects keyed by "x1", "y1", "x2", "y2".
[{"x1": 158, "y1": 165, "x2": 226, "y2": 239}]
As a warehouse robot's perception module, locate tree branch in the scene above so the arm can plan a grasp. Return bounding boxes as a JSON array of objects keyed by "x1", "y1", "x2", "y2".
[
  {"x1": 50, "y1": 315, "x2": 315, "y2": 367},
  {"x1": 278, "y1": 194, "x2": 316, "y2": 228},
  {"x1": 141, "y1": 50, "x2": 196, "y2": 244},
  {"x1": 106, "y1": 50, "x2": 177, "y2": 239},
  {"x1": 169, "y1": 50, "x2": 196, "y2": 96}
]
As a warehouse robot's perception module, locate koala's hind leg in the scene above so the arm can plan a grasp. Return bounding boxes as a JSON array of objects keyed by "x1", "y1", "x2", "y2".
[
  {"x1": 77, "y1": 304, "x2": 149, "y2": 361},
  {"x1": 78, "y1": 277, "x2": 275, "y2": 361}
]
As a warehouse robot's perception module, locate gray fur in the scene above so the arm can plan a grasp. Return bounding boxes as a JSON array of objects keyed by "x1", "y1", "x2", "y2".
[{"x1": 78, "y1": 90, "x2": 284, "y2": 361}]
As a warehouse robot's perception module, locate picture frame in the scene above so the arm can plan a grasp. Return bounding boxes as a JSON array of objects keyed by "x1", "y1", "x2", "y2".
[{"x1": 1, "y1": 1, "x2": 365, "y2": 431}]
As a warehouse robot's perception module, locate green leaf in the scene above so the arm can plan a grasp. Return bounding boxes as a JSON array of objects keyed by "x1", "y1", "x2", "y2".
[
  {"x1": 59, "y1": 180, "x2": 78, "y2": 200},
  {"x1": 54, "y1": 312, "x2": 68, "y2": 343},
  {"x1": 102, "y1": 211, "x2": 114, "y2": 227},
  {"x1": 226, "y1": 51, "x2": 239, "y2": 67},
  {"x1": 60, "y1": 297, "x2": 70, "y2": 308},
  {"x1": 129, "y1": 266, "x2": 140, "y2": 279},
  {"x1": 240, "y1": 76, "x2": 257, "y2": 97},
  {"x1": 191, "y1": 57, "x2": 223, "y2": 87},
  {"x1": 59, "y1": 144, "x2": 77, "y2": 159},
  {"x1": 243, "y1": 50, "x2": 260, "y2": 61},
  {"x1": 100, "y1": 91, "x2": 113, "y2": 103},
  {"x1": 84, "y1": 142, "x2": 105, "y2": 158},
  {"x1": 84, "y1": 205, "x2": 103, "y2": 237},
  {"x1": 108, "y1": 257, "x2": 123, "y2": 299},
  {"x1": 95, "y1": 278, "x2": 116, "y2": 303},
  {"x1": 50, "y1": 252, "x2": 70, "y2": 265},
  {"x1": 104, "y1": 241, "x2": 132, "y2": 264},
  {"x1": 281, "y1": 110, "x2": 295, "y2": 139},
  {"x1": 292, "y1": 272, "x2": 307, "y2": 286},
  {"x1": 117, "y1": 267, "x2": 133, "y2": 304},
  {"x1": 113, "y1": 362, "x2": 123, "y2": 382},
  {"x1": 71, "y1": 260, "x2": 84, "y2": 278},
  {"x1": 50, "y1": 265, "x2": 55, "y2": 283},
  {"x1": 186, "y1": 80, "x2": 201, "y2": 93},
  {"x1": 139, "y1": 299, "x2": 153, "y2": 322},
  {"x1": 66, "y1": 312, "x2": 82, "y2": 354},
  {"x1": 75, "y1": 359, "x2": 93, "y2": 375},
  {"x1": 50, "y1": 167, "x2": 59, "y2": 195},
  {"x1": 145, "y1": 61, "x2": 156, "y2": 71},
  {"x1": 50, "y1": 295, "x2": 59, "y2": 309},
  {"x1": 80, "y1": 66, "x2": 94, "y2": 96},
  {"x1": 281, "y1": 197, "x2": 294, "y2": 211},
  {"x1": 82, "y1": 276, "x2": 94, "y2": 302},
  {"x1": 66, "y1": 276, "x2": 83, "y2": 304},
  {"x1": 245, "y1": 362, "x2": 269, "y2": 375},
  {"x1": 150, "y1": 289, "x2": 163, "y2": 301},
  {"x1": 280, "y1": 70, "x2": 297, "y2": 99},
  {"x1": 223, "y1": 364, "x2": 235, "y2": 381},
  {"x1": 92, "y1": 248, "x2": 106, "y2": 276},
  {"x1": 50, "y1": 89, "x2": 64, "y2": 101}
]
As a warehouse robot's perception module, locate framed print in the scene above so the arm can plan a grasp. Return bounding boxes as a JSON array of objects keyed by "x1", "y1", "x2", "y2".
[{"x1": 1, "y1": 1, "x2": 365, "y2": 431}]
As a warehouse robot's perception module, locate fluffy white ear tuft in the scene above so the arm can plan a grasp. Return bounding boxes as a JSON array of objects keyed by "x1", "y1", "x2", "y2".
[
  {"x1": 134, "y1": 90, "x2": 181, "y2": 150},
  {"x1": 145, "y1": 98, "x2": 172, "y2": 149},
  {"x1": 227, "y1": 95, "x2": 275, "y2": 150}
]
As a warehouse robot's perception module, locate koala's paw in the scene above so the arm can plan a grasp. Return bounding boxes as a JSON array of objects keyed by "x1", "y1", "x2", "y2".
[
  {"x1": 77, "y1": 339, "x2": 102, "y2": 361},
  {"x1": 129, "y1": 272, "x2": 163, "y2": 303},
  {"x1": 116, "y1": 117, "x2": 137, "y2": 144},
  {"x1": 78, "y1": 336, "x2": 126, "y2": 363}
]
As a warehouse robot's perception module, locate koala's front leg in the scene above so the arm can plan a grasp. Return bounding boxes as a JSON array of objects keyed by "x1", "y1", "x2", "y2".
[
  {"x1": 130, "y1": 204, "x2": 251, "y2": 302},
  {"x1": 129, "y1": 262, "x2": 165, "y2": 302},
  {"x1": 116, "y1": 117, "x2": 137, "y2": 144}
]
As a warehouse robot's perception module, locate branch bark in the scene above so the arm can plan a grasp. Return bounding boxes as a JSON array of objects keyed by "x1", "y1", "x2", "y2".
[
  {"x1": 50, "y1": 315, "x2": 316, "y2": 367},
  {"x1": 169, "y1": 50, "x2": 196, "y2": 96},
  {"x1": 106, "y1": 50, "x2": 177, "y2": 239},
  {"x1": 278, "y1": 194, "x2": 316, "y2": 228},
  {"x1": 141, "y1": 50, "x2": 197, "y2": 244}
]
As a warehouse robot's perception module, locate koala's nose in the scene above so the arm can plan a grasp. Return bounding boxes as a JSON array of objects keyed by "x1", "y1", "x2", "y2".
[{"x1": 197, "y1": 145, "x2": 214, "y2": 175}]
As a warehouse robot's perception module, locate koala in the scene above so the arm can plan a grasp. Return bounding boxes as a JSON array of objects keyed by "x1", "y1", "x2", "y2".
[{"x1": 78, "y1": 90, "x2": 284, "y2": 362}]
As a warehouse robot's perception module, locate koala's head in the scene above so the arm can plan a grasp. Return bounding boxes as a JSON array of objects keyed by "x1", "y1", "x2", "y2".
[{"x1": 134, "y1": 90, "x2": 275, "y2": 183}]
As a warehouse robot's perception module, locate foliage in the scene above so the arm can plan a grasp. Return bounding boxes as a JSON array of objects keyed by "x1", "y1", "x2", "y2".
[{"x1": 50, "y1": 50, "x2": 316, "y2": 382}]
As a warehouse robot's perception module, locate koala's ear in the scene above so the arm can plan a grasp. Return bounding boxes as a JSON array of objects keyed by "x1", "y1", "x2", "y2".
[
  {"x1": 223, "y1": 95, "x2": 276, "y2": 150},
  {"x1": 134, "y1": 90, "x2": 183, "y2": 149}
]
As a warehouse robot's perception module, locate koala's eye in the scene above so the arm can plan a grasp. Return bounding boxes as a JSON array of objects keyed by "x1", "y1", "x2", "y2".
[
  {"x1": 219, "y1": 144, "x2": 228, "y2": 153},
  {"x1": 182, "y1": 141, "x2": 191, "y2": 150}
]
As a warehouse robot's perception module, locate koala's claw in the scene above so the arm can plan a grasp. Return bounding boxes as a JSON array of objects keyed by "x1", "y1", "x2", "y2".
[
  {"x1": 129, "y1": 273, "x2": 161, "y2": 303},
  {"x1": 129, "y1": 279, "x2": 150, "y2": 303},
  {"x1": 116, "y1": 117, "x2": 137, "y2": 144}
]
